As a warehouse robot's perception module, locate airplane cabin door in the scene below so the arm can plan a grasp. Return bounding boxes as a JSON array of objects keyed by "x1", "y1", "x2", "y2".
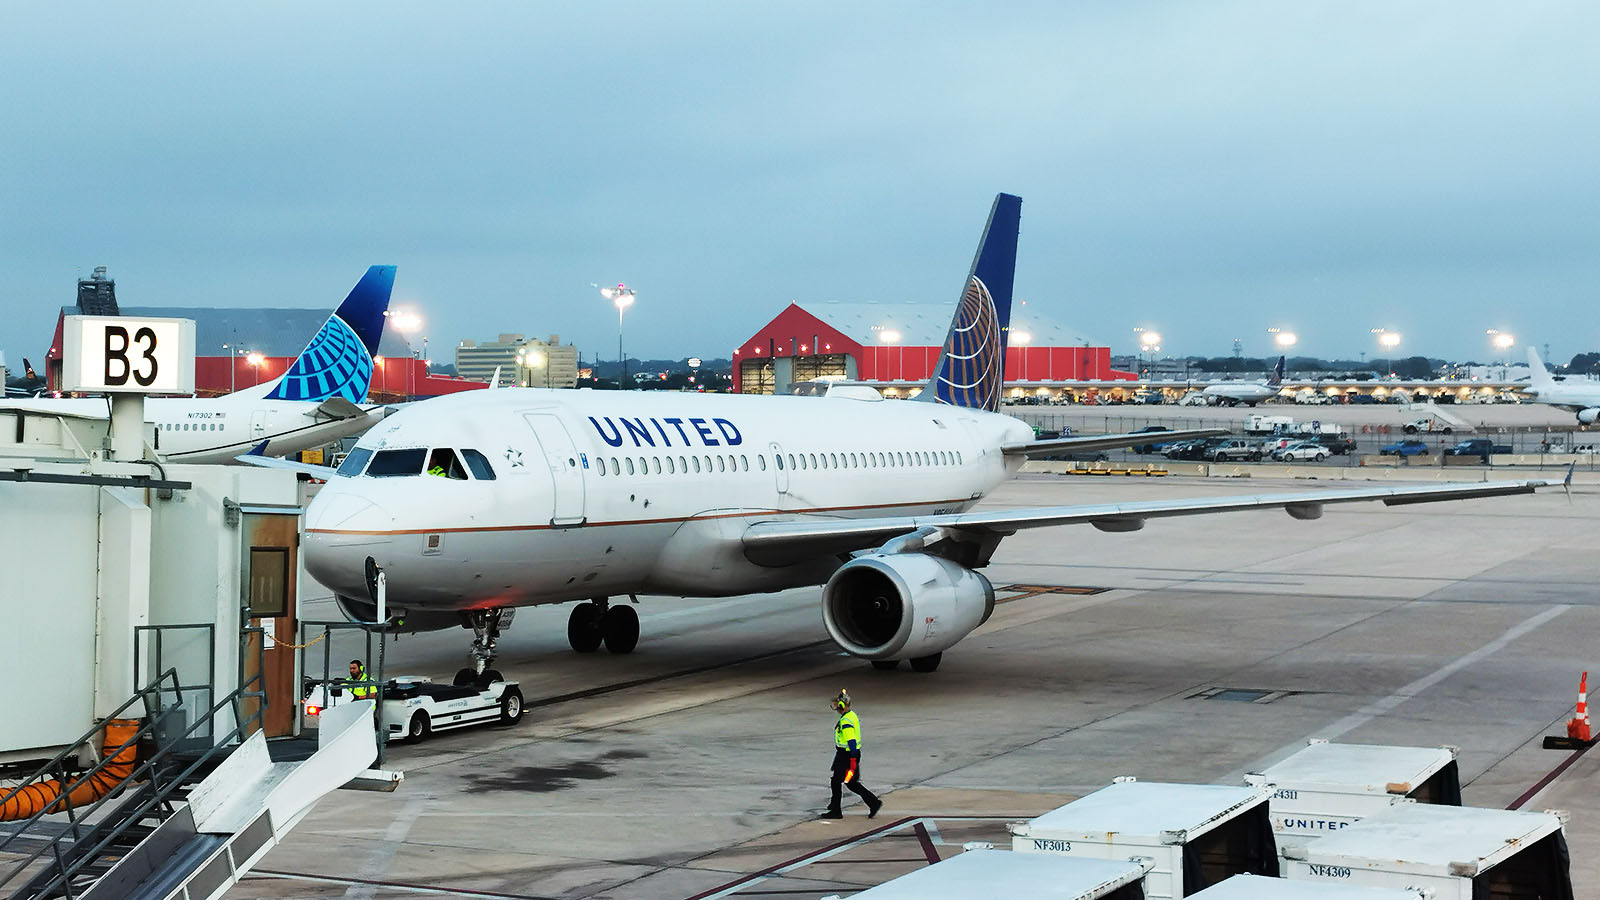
[
  {"x1": 249, "y1": 409, "x2": 267, "y2": 440},
  {"x1": 522, "y1": 413, "x2": 587, "y2": 526},
  {"x1": 769, "y1": 441, "x2": 789, "y2": 494}
]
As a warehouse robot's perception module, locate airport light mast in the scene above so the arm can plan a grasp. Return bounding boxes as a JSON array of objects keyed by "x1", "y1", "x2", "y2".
[
  {"x1": 386, "y1": 310, "x2": 423, "y2": 398},
  {"x1": 600, "y1": 283, "x2": 636, "y2": 387}
]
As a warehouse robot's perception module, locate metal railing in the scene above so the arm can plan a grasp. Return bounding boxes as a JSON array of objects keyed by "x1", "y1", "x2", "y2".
[
  {"x1": 0, "y1": 631, "x2": 268, "y2": 900},
  {"x1": 299, "y1": 619, "x2": 390, "y2": 766}
]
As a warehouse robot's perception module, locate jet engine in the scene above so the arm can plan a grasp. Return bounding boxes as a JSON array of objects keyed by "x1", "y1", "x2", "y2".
[
  {"x1": 334, "y1": 595, "x2": 461, "y2": 634},
  {"x1": 821, "y1": 553, "x2": 995, "y2": 662},
  {"x1": 1578, "y1": 408, "x2": 1600, "y2": 425}
]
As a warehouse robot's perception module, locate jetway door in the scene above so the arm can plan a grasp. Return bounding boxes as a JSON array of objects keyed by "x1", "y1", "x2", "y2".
[
  {"x1": 239, "y1": 507, "x2": 301, "y2": 738},
  {"x1": 523, "y1": 414, "x2": 586, "y2": 526}
]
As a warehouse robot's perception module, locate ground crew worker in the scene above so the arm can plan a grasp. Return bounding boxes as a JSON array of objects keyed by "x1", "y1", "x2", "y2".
[
  {"x1": 348, "y1": 659, "x2": 375, "y2": 700},
  {"x1": 822, "y1": 689, "x2": 882, "y2": 819}
]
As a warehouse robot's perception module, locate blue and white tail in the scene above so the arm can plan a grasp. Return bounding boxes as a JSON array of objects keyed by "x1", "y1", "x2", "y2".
[
  {"x1": 1267, "y1": 356, "x2": 1285, "y2": 387},
  {"x1": 918, "y1": 193, "x2": 1021, "y2": 412},
  {"x1": 252, "y1": 266, "x2": 395, "y2": 402}
]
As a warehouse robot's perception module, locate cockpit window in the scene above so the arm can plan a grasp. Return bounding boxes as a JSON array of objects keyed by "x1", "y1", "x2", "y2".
[
  {"x1": 366, "y1": 448, "x2": 427, "y2": 477},
  {"x1": 427, "y1": 448, "x2": 469, "y2": 480},
  {"x1": 337, "y1": 447, "x2": 373, "y2": 476},
  {"x1": 461, "y1": 449, "x2": 496, "y2": 481}
]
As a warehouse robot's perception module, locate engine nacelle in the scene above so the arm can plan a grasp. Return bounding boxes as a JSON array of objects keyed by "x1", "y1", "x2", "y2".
[
  {"x1": 333, "y1": 595, "x2": 462, "y2": 634},
  {"x1": 1578, "y1": 408, "x2": 1600, "y2": 425},
  {"x1": 821, "y1": 553, "x2": 995, "y2": 660}
]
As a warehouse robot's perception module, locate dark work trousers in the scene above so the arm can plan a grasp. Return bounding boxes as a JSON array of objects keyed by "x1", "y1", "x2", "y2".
[{"x1": 829, "y1": 748, "x2": 879, "y2": 812}]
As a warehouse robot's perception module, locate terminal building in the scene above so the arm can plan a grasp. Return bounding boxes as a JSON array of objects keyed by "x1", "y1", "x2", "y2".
[
  {"x1": 455, "y1": 333, "x2": 580, "y2": 388},
  {"x1": 732, "y1": 301, "x2": 1135, "y2": 396}
]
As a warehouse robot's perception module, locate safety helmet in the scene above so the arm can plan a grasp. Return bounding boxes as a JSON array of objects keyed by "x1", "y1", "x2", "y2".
[{"x1": 832, "y1": 689, "x2": 851, "y2": 711}]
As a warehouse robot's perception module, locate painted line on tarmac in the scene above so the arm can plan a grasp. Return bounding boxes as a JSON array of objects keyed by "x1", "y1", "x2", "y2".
[
  {"x1": 524, "y1": 640, "x2": 835, "y2": 710},
  {"x1": 250, "y1": 869, "x2": 556, "y2": 899},
  {"x1": 1508, "y1": 741, "x2": 1598, "y2": 810},
  {"x1": 343, "y1": 791, "x2": 432, "y2": 900},
  {"x1": 1231, "y1": 604, "x2": 1571, "y2": 782}
]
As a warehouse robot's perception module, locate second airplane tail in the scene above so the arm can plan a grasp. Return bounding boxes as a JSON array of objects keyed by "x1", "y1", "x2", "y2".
[
  {"x1": 258, "y1": 265, "x2": 396, "y2": 403},
  {"x1": 919, "y1": 193, "x2": 1021, "y2": 413},
  {"x1": 1267, "y1": 356, "x2": 1285, "y2": 387}
]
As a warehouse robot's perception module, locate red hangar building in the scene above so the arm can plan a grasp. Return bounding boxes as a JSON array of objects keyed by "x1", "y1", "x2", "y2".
[{"x1": 732, "y1": 300, "x2": 1134, "y2": 397}]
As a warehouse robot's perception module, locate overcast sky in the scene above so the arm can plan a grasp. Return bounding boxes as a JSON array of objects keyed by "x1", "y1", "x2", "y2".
[{"x1": 4, "y1": 2, "x2": 1598, "y2": 371}]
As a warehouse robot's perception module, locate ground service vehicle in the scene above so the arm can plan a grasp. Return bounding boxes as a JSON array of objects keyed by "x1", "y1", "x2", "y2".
[
  {"x1": 1380, "y1": 439, "x2": 1431, "y2": 456},
  {"x1": 1403, "y1": 418, "x2": 1453, "y2": 434},
  {"x1": 305, "y1": 675, "x2": 525, "y2": 741},
  {"x1": 1306, "y1": 433, "x2": 1359, "y2": 455}
]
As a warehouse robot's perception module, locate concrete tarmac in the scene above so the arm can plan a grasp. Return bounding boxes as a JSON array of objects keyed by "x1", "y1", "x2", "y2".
[{"x1": 237, "y1": 473, "x2": 1599, "y2": 899}]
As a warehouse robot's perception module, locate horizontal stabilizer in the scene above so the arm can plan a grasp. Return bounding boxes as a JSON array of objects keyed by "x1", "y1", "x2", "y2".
[
  {"x1": 312, "y1": 397, "x2": 366, "y2": 420},
  {"x1": 1001, "y1": 428, "x2": 1228, "y2": 458}
]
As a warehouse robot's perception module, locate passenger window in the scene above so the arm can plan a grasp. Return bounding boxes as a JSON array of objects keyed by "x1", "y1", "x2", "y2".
[
  {"x1": 596, "y1": 460, "x2": 606, "y2": 477},
  {"x1": 799, "y1": 455, "x2": 808, "y2": 470},
  {"x1": 666, "y1": 457, "x2": 675, "y2": 474},
  {"x1": 956, "y1": 451, "x2": 962, "y2": 465},
  {"x1": 775, "y1": 455, "x2": 784, "y2": 470},
  {"x1": 610, "y1": 457, "x2": 620, "y2": 475},
  {"x1": 651, "y1": 457, "x2": 662, "y2": 474},
  {"x1": 337, "y1": 447, "x2": 373, "y2": 476},
  {"x1": 717, "y1": 456, "x2": 726, "y2": 472},
  {"x1": 828, "y1": 453, "x2": 837, "y2": 468},
  {"x1": 759, "y1": 455, "x2": 767, "y2": 471},
  {"x1": 461, "y1": 449, "x2": 497, "y2": 480},
  {"x1": 703, "y1": 455, "x2": 713, "y2": 472},
  {"x1": 693, "y1": 456, "x2": 702, "y2": 473},
  {"x1": 427, "y1": 448, "x2": 469, "y2": 479},
  {"x1": 678, "y1": 455, "x2": 688, "y2": 473},
  {"x1": 367, "y1": 448, "x2": 427, "y2": 477},
  {"x1": 788, "y1": 453, "x2": 797, "y2": 469},
  {"x1": 626, "y1": 458, "x2": 636, "y2": 475},
  {"x1": 809, "y1": 453, "x2": 818, "y2": 469},
  {"x1": 740, "y1": 455, "x2": 748, "y2": 471}
]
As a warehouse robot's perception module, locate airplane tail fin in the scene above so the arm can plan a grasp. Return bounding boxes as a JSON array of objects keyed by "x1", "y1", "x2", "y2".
[
  {"x1": 1528, "y1": 346, "x2": 1556, "y2": 389},
  {"x1": 1267, "y1": 356, "x2": 1285, "y2": 387},
  {"x1": 918, "y1": 193, "x2": 1021, "y2": 412},
  {"x1": 259, "y1": 266, "x2": 396, "y2": 402},
  {"x1": 23, "y1": 358, "x2": 36, "y2": 379}
]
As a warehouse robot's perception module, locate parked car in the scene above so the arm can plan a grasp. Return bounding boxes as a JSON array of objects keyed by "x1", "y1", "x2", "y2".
[
  {"x1": 1166, "y1": 437, "x2": 1226, "y2": 460},
  {"x1": 1272, "y1": 441, "x2": 1331, "y2": 462},
  {"x1": 1444, "y1": 438, "x2": 1512, "y2": 461},
  {"x1": 1379, "y1": 439, "x2": 1431, "y2": 457},
  {"x1": 1206, "y1": 439, "x2": 1262, "y2": 462},
  {"x1": 1305, "y1": 433, "x2": 1359, "y2": 455},
  {"x1": 1131, "y1": 425, "x2": 1175, "y2": 454}
]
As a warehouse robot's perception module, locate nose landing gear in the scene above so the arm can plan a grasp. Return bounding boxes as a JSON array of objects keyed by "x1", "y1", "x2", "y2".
[
  {"x1": 566, "y1": 597, "x2": 640, "y2": 654},
  {"x1": 454, "y1": 608, "x2": 514, "y2": 686}
]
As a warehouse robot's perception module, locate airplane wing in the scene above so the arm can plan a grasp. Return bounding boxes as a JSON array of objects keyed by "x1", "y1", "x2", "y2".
[
  {"x1": 235, "y1": 448, "x2": 338, "y2": 479},
  {"x1": 740, "y1": 479, "x2": 1551, "y2": 567},
  {"x1": 310, "y1": 397, "x2": 367, "y2": 420},
  {"x1": 1001, "y1": 428, "x2": 1228, "y2": 458}
]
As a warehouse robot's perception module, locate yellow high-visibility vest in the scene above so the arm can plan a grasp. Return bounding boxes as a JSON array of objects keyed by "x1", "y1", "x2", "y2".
[
  {"x1": 350, "y1": 666, "x2": 375, "y2": 699},
  {"x1": 834, "y1": 710, "x2": 862, "y2": 750}
]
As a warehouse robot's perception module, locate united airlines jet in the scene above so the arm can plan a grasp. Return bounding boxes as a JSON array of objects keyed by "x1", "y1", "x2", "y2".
[
  {"x1": 1523, "y1": 347, "x2": 1600, "y2": 424},
  {"x1": 260, "y1": 197, "x2": 1551, "y2": 681},
  {"x1": 1, "y1": 266, "x2": 396, "y2": 464},
  {"x1": 1201, "y1": 356, "x2": 1285, "y2": 406}
]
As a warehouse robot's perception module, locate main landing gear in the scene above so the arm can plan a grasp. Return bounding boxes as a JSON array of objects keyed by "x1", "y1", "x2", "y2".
[
  {"x1": 453, "y1": 608, "x2": 513, "y2": 687},
  {"x1": 567, "y1": 597, "x2": 639, "y2": 655}
]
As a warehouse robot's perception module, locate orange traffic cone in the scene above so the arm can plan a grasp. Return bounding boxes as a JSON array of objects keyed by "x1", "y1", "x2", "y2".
[
  {"x1": 1546, "y1": 671, "x2": 1596, "y2": 750},
  {"x1": 1567, "y1": 672, "x2": 1591, "y2": 742}
]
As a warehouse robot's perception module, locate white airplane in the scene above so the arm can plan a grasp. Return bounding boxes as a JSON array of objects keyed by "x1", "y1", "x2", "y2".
[
  {"x1": 1523, "y1": 347, "x2": 1600, "y2": 424},
  {"x1": 0, "y1": 266, "x2": 396, "y2": 464},
  {"x1": 1201, "y1": 357, "x2": 1286, "y2": 406},
  {"x1": 258, "y1": 196, "x2": 1551, "y2": 680}
]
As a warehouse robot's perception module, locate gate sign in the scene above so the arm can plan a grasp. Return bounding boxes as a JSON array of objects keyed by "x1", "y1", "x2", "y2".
[{"x1": 62, "y1": 316, "x2": 196, "y2": 394}]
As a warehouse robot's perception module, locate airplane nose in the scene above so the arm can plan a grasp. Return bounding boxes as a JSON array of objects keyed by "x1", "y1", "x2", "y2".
[{"x1": 304, "y1": 491, "x2": 394, "y2": 598}]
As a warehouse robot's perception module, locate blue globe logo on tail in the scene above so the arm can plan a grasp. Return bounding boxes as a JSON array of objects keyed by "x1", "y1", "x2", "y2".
[
  {"x1": 932, "y1": 276, "x2": 1003, "y2": 412},
  {"x1": 922, "y1": 194, "x2": 1020, "y2": 414},
  {"x1": 265, "y1": 315, "x2": 375, "y2": 402},
  {"x1": 264, "y1": 265, "x2": 394, "y2": 403}
]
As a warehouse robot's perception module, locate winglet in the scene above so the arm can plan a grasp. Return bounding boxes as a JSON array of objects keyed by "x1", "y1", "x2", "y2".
[{"x1": 247, "y1": 439, "x2": 270, "y2": 456}]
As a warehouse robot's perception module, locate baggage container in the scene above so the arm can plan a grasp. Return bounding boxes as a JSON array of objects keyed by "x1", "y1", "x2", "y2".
[
  {"x1": 1188, "y1": 873, "x2": 1425, "y2": 898},
  {"x1": 1010, "y1": 778, "x2": 1277, "y2": 898},
  {"x1": 1245, "y1": 739, "x2": 1460, "y2": 842},
  {"x1": 1283, "y1": 804, "x2": 1572, "y2": 900},
  {"x1": 832, "y1": 848, "x2": 1150, "y2": 900}
]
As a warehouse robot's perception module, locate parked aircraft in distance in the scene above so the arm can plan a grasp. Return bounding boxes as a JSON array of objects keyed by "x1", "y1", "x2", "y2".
[
  {"x1": 0, "y1": 266, "x2": 397, "y2": 464},
  {"x1": 3, "y1": 357, "x2": 46, "y2": 398},
  {"x1": 1201, "y1": 356, "x2": 1285, "y2": 406},
  {"x1": 1523, "y1": 347, "x2": 1600, "y2": 424},
  {"x1": 257, "y1": 196, "x2": 1551, "y2": 682}
]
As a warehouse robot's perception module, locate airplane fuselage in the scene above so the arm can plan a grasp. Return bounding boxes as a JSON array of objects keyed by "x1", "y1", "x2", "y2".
[
  {"x1": 304, "y1": 388, "x2": 1033, "y2": 611},
  {"x1": 0, "y1": 395, "x2": 385, "y2": 464}
]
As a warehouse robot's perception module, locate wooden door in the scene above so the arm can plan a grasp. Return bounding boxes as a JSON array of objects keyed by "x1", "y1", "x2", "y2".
[{"x1": 241, "y1": 512, "x2": 300, "y2": 737}]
